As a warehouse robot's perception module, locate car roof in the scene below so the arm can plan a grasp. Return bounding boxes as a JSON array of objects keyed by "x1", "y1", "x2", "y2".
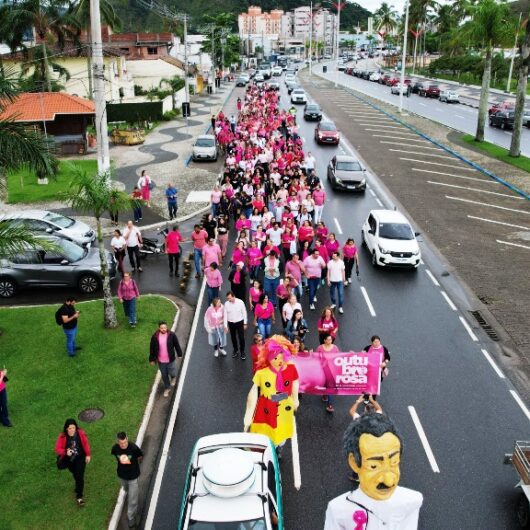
[
  {"x1": 293, "y1": 88, "x2": 305, "y2": 92},
  {"x1": 3, "y1": 209, "x2": 52, "y2": 221},
  {"x1": 370, "y1": 209, "x2": 411, "y2": 224},
  {"x1": 335, "y1": 154, "x2": 358, "y2": 162},
  {"x1": 197, "y1": 134, "x2": 215, "y2": 141}
]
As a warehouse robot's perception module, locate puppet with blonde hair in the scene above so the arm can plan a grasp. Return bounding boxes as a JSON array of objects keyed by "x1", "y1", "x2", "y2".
[{"x1": 243, "y1": 335, "x2": 299, "y2": 448}]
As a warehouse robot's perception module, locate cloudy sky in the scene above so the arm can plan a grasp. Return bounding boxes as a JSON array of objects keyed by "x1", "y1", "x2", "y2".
[{"x1": 353, "y1": 0, "x2": 450, "y2": 16}]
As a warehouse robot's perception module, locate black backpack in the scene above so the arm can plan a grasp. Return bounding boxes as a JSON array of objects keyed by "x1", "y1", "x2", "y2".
[{"x1": 55, "y1": 307, "x2": 63, "y2": 326}]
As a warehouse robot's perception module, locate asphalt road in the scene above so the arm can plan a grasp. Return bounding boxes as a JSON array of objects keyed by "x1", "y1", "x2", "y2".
[
  {"x1": 318, "y1": 59, "x2": 530, "y2": 157},
  {"x1": 146, "y1": 79, "x2": 530, "y2": 530}
]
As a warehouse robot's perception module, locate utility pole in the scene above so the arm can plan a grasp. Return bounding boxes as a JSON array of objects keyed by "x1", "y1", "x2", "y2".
[
  {"x1": 183, "y1": 14, "x2": 190, "y2": 104},
  {"x1": 398, "y1": 0, "x2": 410, "y2": 114},
  {"x1": 333, "y1": 1, "x2": 344, "y2": 87},
  {"x1": 90, "y1": 0, "x2": 111, "y2": 175},
  {"x1": 309, "y1": 1, "x2": 313, "y2": 75},
  {"x1": 507, "y1": 12, "x2": 523, "y2": 93}
]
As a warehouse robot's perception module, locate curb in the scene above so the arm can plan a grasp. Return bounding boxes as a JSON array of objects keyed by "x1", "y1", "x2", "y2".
[{"x1": 108, "y1": 294, "x2": 180, "y2": 530}]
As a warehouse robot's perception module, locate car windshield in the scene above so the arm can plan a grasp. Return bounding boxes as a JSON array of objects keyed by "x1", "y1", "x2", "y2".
[
  {"x1": 337, "y1": 161, "x2": 362, "y2": 171},
  {"x1": 428, "y1": 85, "x2": 439, "y2": 89},
  {"x1": 379, "y1": 223, "x2": 414, "y2": 240},
  {"x1": 43, "y1": 212, "x2": 75, "y2": 228},
  {"x1": 196, "y1": 138, "x2": 215, "y2": 147},
  {"x1": 320, "y1": 123, "x2": 336, "y2": 131},
  {"x1": 306, "y1": 105, "x2": 319, "y2": 111},
  {"x1": 188, "y1": 519, "x2": 267, "y2": 529},
  {"x1": 293, "y1": 90, "x2": 304, "y2": 94},
  {"x1": 55, "y1": 238, "x2": 87, "y2": 261}
]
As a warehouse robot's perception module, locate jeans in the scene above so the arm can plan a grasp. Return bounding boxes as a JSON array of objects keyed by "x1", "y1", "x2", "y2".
[
  {"x1": 249, "y1": 265, "x2": 260, "y2": 281},
  {"x1": 68, "y1": 458, "x2": 86, "y2": 499},
  {"x1": 193, "y1": 248, "x2": 203, "y2": 275},
  {"x1": 207, "y1": 285, "x2": 219, "y2": 305},
  {"x1": 168, "y1": 202, "x2": 177, "y2": 219},
  {"x1": 120, "y1": 478, "x2": 139, "y2": 524},
  {"x1": 133, "y1": 206, "x2": 142, "y2": 222},
  {"x1": 257, "y1": 317, "x2": 272, "y2": 338},
  {"x1": 168, "y1": 253, "x2": 180, "y2": 274},
  {"x1": 308, "y1": 277, "x2": 321, "y2": 305},
  {"x1": 63, "y1": 326, "x2": 78, "y2": 356},
  {"x1": 228, "y1": 320, "x2": 245, "y2": 354},
  {"x1": 127, "y1": 245, "x2": 141, "y2": 270},
  {"x1": 158, "y1": 360, "x2": 177, "y2": 390},
  {"x1": 294, "y1": 283, "x2": 303, "y2": 300},
  {"x1": 0, "y1": 389, "x2": 10, "y2": 426},
  {"x1": 329, "y1": 281, "x2": 344, "y2": 308},
  {"x1": 123, "y1": 298, "x2": 137, "y2": 324},
  {"x1": 211, "y1": 203, "x2": 219, "y2": 217},
  {"x1": 263, "y1": 277, "x2": 280, "y2": 305}
]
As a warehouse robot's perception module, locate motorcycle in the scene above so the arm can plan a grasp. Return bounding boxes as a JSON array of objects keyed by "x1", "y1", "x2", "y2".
[{"x1": 140, "y1": 227, "x2": 168, "y2": 257}]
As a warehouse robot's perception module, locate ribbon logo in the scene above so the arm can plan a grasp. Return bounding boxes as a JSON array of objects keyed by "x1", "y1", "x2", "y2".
[{"x1": 353, "y1": 509, "x2": 368, "y2": 530}]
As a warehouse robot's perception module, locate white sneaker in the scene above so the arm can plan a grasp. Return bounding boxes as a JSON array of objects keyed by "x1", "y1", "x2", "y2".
[
  {"x1": 219, "y1": 348, "x2": 227, "y2": 356},
  {"x1": 330, "y1": 304, "x2": 336, "y2": 309},
  {"x1": 310, "y1": 304, "x2": 315, "y2": 310},
  {"x1": 163, "y1": 389, "x2": 170, "y2": 397},
  {"x1": 339, "y1": 307, "x2": 344, "y2": 314},
  {"x1": 344, "y1": 280, "x2": 349, "y2": 286},
  {"x1": 170, "y1": 377, "x2": 176, "y2": 387},
  {"x1": 214, "y1": 350, "x2": 219, "y2": 358},
  {"x1": 314, "y1": 296, "x2": 317, "y2": 302}
]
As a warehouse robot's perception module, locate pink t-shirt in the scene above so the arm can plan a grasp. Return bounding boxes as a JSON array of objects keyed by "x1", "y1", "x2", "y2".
[
  {"x1": 255, "y1": 302, "x2": 274, "y2": 320},
  {"x1": 205, "y1": 267, "x2": 223, "y2": 288},
  {"x1": 203, "y1": 244, "x2": 221, "y2": 267},
  {"x1": 165, "y1": 231, "x2": 182, "y2": 254},
  {"x1": 247, "y1": 247, "x2": 263, "y2": 267},
  {"x1": 316, "y1": 344, "x2": 339, "y2": 353},
  {"x1": 192, "y1": 229, "x2": 208, "y2": 250},
  {"x1": 285, "y1": 259, "x2": 302, "y2": 283},
  {"x1": 313, "y1": 189, "x2": 327, "y2": 206},
  {"x1": 343, "y1": 244, "x2": 358, "y2": 259},
  {"x1": 211, "y1": 190, "x2": 222, "y2": 204},
  {"x1": 158, "y1": 333, "x2": 170, "y2": 363},
  {"x1": 249, "y1": 287, "x2": 262, "y2": 304},
  {"x1": 303, "y1": 255, "x2": 326, "y2": 278}
]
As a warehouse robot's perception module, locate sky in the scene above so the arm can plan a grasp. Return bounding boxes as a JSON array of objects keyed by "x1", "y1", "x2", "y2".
[{"x1": 353, "y1": 0, "x2": 450, "y2": 17}]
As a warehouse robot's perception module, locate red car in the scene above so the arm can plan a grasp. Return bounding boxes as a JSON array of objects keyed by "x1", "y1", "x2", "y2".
[
  {"x1": 315, "y1": 121, "x2": 340, "y2": 145},
  {"x1": 387, "y1": 77, "x2": 400, "y2": 86},
  {"x1": 488, "y1": 101, "x2": 515, "y2": 116},
  {"x1": 379, "y1": 74, "x2": 391, "y2": 85},
  {"x1": 419, "y1": 84, "x2": 440, "y2": 98},
  {"x1": 346, "y1": 67, "x2": 355, "y2": 75}
]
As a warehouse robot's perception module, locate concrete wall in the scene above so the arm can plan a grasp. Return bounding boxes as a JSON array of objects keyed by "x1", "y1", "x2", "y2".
[{"x1": 126, "y1": 59, "x2": 184, "y2": 92}]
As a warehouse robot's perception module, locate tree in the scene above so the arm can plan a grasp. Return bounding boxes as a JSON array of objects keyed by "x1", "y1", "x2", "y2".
[
  {"x1": 159, "y1": 76, "x2": 185, "y2": 110},
  {"x1": 374, "y1": 2, "x2": 398, "y2": 34},
  {"x1": 18, "y1": 45, "x2": 71, "y2": 92},
  {"x1": 510, "y1": 13, "x2": 530, "y2": 157},
  {"x1": 64, "y1": 169, "x2": 133, "y2": 329},
  {"x1": 467, "y1": 0, "x2": 514, "y2": 142}
]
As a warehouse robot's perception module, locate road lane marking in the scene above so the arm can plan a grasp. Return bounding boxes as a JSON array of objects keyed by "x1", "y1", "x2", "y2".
[
  {"x1": 459, "y1": 315, "x2": 479, "y2": 341},
  {"x1": 360, "y1": 286, "x2": 376, "y2": 317},
  {"x1": 369, "y1": 189, "x2": 376, "y2": 197},
  {"x1": 440, "y1": 290, "x2": 457, "y2": 311},
  {"x1": 468, "y1": 215, "x2": 529, "y2": 230},
  {"x1": 334, "y1": 217, "x2": 343, "y2": 234},
  {"x1": 402, "y1": 158, "x2": 477, "y2": 170},
  {"x1": 144, "y1": 279, "x2": 207, "y2": 530},
  {"x1": 418, "y1": 102, "x2": 427, "y2": 107},
  {"x1": 427, "y1": 181, "x2": 523, "y2": 199},
  {"x1": 389, "y1": 149, "x2": 455, "y2": 159},
  {"x1": 510, "y1": 390, "x2": 530, "y2": 422},
  {"x1": 373, "y1": 134, "x2": 429, "y2": 141},
  {"x1": 380, "y1": 141, "x2": 443, "y2": 150},
  {"x1": 455, "y1": 114, "x2": 465, "y2": 119},
  {"x1": 292, "y1": 417, "x2": 302, "y2": 490},
  {"x1": 481, "y1": 349, "x2": 505, "y2": 379},
  {"x1": 375, "y1": 197, "x2": 384, "y2": 207},
  {"x1": 412, "y1": 168, "x2": 496, "y2": 183},
  {"x1": 497, "y1": 240, "x2": 530, "y2": 250},
  {"x1": 358, "y1": 123, "x2": 405, "y2": 129},
  {"x1": 425, "y1": 269, "x2": 440, "y2": 286},
  {"x1": 408, "y1": 406, "x2": 441, "y2": 473},
  {"x1": 446, "y1": 196, "x2": 530, "y2": 214}
]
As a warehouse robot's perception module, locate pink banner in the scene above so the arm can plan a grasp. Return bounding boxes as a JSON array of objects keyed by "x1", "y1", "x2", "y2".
[{"x1": 292, "y1": 351, "x2": 381, "y2": 395}]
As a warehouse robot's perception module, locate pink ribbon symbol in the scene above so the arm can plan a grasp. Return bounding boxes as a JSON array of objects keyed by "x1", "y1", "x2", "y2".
[{"x1": 353, "y1": 510, "x2": 368, "y2": 530}]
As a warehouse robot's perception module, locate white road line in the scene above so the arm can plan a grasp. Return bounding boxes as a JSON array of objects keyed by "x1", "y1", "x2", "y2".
[
  {"x1": 497, "y1": 240, "x2": 530, "y2": 250},
  {"x1": 481, "y1": 349, "x2": 505, "y2": 379},
  {"x1": 419, "y1": 258, "x2": 424, "y2": 265},
  {"x1": 144, "y1": 279, "x2": 207, "y2": 530},
  {"x1": 389, "y1": 149, "x2": 455, "y2": 159},
  {"x1": 334, "y1": 217, "x2": 343, "y2": 234},
  {"x1": 440, "y1": 290, "x2": 457, "y2": 311},
  {"x1": 369, "y1": 188, "x2": 376, "y2": 197},
  {"x1": 402, "y1": 158, "x2": 477, "y2": 170},
  {"x1": 446, "y1": 196, "x2": 530, "y2": 215},
  {"x1": 455, "y1": 114, "x2": 465, "y2": 119},
  {"x1": 373, "y1": 134, "x2": 429, "y2": 142},
  {"x1": 468, "y1": 215, "x2": 529, "y2": 230},
  {"x1": 365, "y1": 128, "x2": 412, "y2": 134},
  {"x1": 292, "y1": 417, "x2": 302, "y2": 490},
  {"x1": 358, "y1": 123, "x2": 405, "y2": 129},
  {"x1": 408, "y1": 406, "x2": 440, "y2": 473},
  {"x1": 425, "y1": 269, "x2": 440, "y2": 286},
  {"x1": 360, "y1": 286, "x2": 376, "y2": 317},
  {"x1": 510, "y1": 390, "x2": 530, "y2": 422},
  {"x1": 380, "y1": 141, "x2": 443, "y2": 150},
  {"x1": 375, "y1": 197, "x2": 384, "y2": 207},
  {"x1": 427, "y1": 181, "x2": 523, "y2": 199},
  {"x1": 459, "y1": 315, "x2": 479, "y2": 342},
  {"x1": 412, "y1": 167, "x2": 496, "y2": 183},
  {"x1": 418, "y1": 102, "x2": 427, "y2": 107}
]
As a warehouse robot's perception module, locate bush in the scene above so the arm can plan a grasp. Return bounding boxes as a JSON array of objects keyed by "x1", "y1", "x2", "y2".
[
  {"x1": 134, "y1": 84, "x2": 148, "y2": 96},
  {"x1": 161, "y1": 109, "x2": 181, "y2": 121}
]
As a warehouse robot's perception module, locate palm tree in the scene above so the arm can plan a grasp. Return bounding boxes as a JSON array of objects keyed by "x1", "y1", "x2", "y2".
[
  {"x1": 374, "y1": 2, "x2": 398, "y2": 34},
  {"x1": 509, "y1": 13, "x2": 530, "y2": 158},
  {"x1": 467, "y1": 0, "x2": 514, "y2": 142},
  {"x1": 159, "y1": 76, "x2": 185, "y2": 110},
  {"x1": 19, "y1": 45, "x2": 71, "y2": 92},
  {"x1": 64, "y1": 169, "x2": 133, "y2": 329},
  {"x1": 0, "y1": 221, "x2": 58, "y2": 258}
]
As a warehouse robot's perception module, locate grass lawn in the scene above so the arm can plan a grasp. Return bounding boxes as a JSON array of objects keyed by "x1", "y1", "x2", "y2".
[
  {"x1": 461, "y1": 134, "x2": 530, "y2": 173},
  {"x1": 0, "y1": 295, "x2": 176, "y2": 530},
  {"x1": 7, "y1": 159, "x2": 98, "y2": 204}
]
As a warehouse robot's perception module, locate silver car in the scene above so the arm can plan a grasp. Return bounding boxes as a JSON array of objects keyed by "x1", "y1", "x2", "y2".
[
  {"x1": 0, "y1": 236, "x2": 116, "y2": 297},
  {"x1": 2, "y1": 209, "x2": 96, "y2": 246},
  {"x1": 327, "y1": 154, "x2": 368, "y2": 192},
  {"x1": 439, "y1": 90, "x2": 459, "y2": 103},
  {"x1": 192, "y1": 135, "x2": 218, "y2": 162}
]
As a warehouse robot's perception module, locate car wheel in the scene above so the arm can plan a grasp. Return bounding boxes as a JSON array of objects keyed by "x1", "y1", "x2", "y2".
[
  {"x1": 371, "y1": 252, "x2": 378, "y2": 268},
  {"x1": 501, "y1": 121, "x2": 506, "y2": 130},
  {"x1": 361, "y1": 232, "x2": 367, "y2": 247},
  {"x1": 78, "y1": 274, "x2": 100, "y2": 294},
  {"x1": 0, "y1": 277, "x2": 16, "y2": 298},
  {"x1": 489, "y1": 120, "x2": 493, "y2": 127}
]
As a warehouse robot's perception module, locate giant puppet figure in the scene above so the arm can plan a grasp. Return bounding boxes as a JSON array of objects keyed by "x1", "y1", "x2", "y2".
[
  {"x1": 324, "y1": 414, "x2": 423, "y2": 530},
  {"x1": 244, "y1": 335, "x2": 299, "y2": 448}
]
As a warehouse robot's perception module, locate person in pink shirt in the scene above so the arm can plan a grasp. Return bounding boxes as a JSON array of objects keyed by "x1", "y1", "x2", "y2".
[
  {"x1": 317, "y1": 333, "x2": 339, "y2": 412},
  {"x1": 314, "y1": 239, "x2": 330, "y2": 264},
  {"x1": 276, "y1": 277, "x2": 292, "y2": 326},
  {"x1": 191, "y1": 224, "x2": 209, "y2": 278},
  {"x1": 316, "y1": 221, "x2": 329, "y2": 243},
  {"x1": 285, "y1": 254, "x2": 305, "y2": 299},
  {"x1": 247, "y1": 240, "x2": 263, "y2": 280},
  {"x1": 302, "y1": 248, "x2": 326, "y2": 310},
  {"x1": 117, "y1": 272, "x2": 140, "y2": 326},
  {"x1": 210, "y1": 185, "x2": 222, "y2": 217},
  {"x1": 317, "y1": 307, "x2": 339, "y2": 343},
  {"x1": 205, "y1": 262, "x2": 223, "y2": 304},
  {"x1": 325, "y1": 232, "x2": 340, "y2": 256},
  {"x1": 248, "y1": 280, "x2": 263, "y2": 311},
  {"x1": 235, "y1": 214, "x2": 251, "y2": 234},
  {"x1": 203, "y1": 298, "x2": 227, "y2": 357},
  {"x1": 253, "y1": 293, "x2": 275, "y2": 338},
  {"x1": 298, "y1": 220, "x2": 315, "y2": 249},
  {"x1": 202, "y1": 238, "x2": 222, "y2": 269},
  {"x1": 149, "y1": 321, "x2": 183, "y2": 397},
  {"x1": 342, "y1": 237, "x2": 360, "y2": 285},
  {"x1": 313, "y1": 185, "x2": 327, "y2": 223},
  {"x1": 254, "y1": 225, "x2": 267, "y2": 247},
  {"x1": 231, "y1": 241, "x2": 247, "y2": 268},
  {"x1": 281, "y1": 226, "x2": 296, "y2": 262},
  {"x1": 165, "y1": 225, "x2": 183, "y2": 276}
]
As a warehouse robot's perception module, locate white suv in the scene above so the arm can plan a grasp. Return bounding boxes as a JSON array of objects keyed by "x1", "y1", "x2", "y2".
[{"x1": 361, "y1": 209, "x2": 421, "y2": 268}]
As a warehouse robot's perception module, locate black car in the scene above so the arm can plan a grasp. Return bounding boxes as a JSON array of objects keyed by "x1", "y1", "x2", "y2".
[
  {"x1": 489, "y1": 110, "x2": 515, "y2": 129},
  {"x1": 411, "y1": 81, "x2": 425, "y2": 94},
  {"x1": 303, "y1": 103, "x2": 322, "y2": 121},
  {"x1": 361, "y1": 70, "x2": 374, "y2": 80}
]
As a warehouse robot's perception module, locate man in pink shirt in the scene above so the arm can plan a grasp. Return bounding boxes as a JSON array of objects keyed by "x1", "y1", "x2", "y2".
[
  {"x1": 312, "y1": 185, "x2": 327, "y2": 224},
  {"x1": 205, "y1": 262, "x2": 223, "y2": 304},
  {"x1": 303, "y1": 248, "x2": 326, "y2": 310},
  {"x1": 202, "y1": 238, "x2": 222, "y2": 269},
  {"x1": 191, "y1": 224, "x2": 209, "y2": 278},
  {"x1": 149, "y1": 321, "x2": 183, "y2": 397},
  {"x1": 165, "y1": 225, "x2": 182, "y2": 276},
  {"x1": 285, "y1": 254, "x2": 305, "y2": 299}
]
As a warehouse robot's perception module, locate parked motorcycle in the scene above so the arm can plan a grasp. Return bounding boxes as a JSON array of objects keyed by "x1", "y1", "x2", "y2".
[{"x1": 140, "y1": 227, "x2": 168, "y2": 257}]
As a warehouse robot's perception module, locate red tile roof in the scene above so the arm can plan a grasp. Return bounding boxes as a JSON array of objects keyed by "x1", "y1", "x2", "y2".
[{"x1": 0, "y1": 92, "x2": 95, "y2": 123}]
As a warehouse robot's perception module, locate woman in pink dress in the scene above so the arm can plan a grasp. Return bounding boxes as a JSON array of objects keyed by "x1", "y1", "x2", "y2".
[
  {"x1": 137, "y1": 170, "x2": 151, "y2": 207},
  {"x1": 317, "y1": 333, "x2": 339, "y2": 412}
]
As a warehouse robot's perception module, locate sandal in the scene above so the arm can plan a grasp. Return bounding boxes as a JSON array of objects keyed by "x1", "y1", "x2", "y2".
[
  {"x1": 321, "y1": 395, "x2": 328, "y2": 402},
  {"x1": 326, "y1": 404, "x2": 334, "y2": 413},
  {"x1": 77, "y1": 498, "x2": 85, "y2": 506}
]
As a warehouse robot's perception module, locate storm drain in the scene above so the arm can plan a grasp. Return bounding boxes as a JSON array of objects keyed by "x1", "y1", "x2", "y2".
[
  {"x1": 78, "y1": 408, "x2": 105, "y2": 423},
  {"x1": 470, "y1": 311, "x2": 499, "y2": 341}
]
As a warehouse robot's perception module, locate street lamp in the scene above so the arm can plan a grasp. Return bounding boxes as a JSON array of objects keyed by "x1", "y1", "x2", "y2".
[{"x1": 220, "y1": 36, "x2": 227, "y2": 79}]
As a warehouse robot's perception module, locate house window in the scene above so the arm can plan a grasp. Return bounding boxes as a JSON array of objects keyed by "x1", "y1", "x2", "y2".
[{"x1": 147, "y1": 47, "x2": 158, "y2": 55}]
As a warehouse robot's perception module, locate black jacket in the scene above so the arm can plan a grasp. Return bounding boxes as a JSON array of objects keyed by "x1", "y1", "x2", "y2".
[{"x1": 149, "y1": 331, "x2": 183, "y2": 363}]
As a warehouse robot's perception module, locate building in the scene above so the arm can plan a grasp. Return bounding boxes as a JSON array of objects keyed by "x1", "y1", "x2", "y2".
[{"x1": 238, "y1": 6, "x2": 284, "y2": 57}]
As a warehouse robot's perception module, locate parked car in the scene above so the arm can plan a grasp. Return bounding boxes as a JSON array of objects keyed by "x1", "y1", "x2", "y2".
[
  {"x1": 284, "y1": 74, "x2": 296, "y2": 85},
  {"x1": 345, "y1": 67, "x2": 355, "y2": 75},
  {"x1": 177, "y1": 432, "x2": 283, "y2": 530},
  {"x1": 369, "y1": 72, "x2": 382, "y2": 82},
  {"x1": 315, "y1": 121, "x2": 340, "y2": 145},
  {"x1": 361, "y1": 209, "x2": 421, "y2": 269},
  {"x1": 192, "y1": 134, "x2": 217, "y2": 161},
  {"x1": 303, "y1": 103, "x2": 322, "y2": 121},
  {"x1": 419, "y1": 84, "x2": 440, "y2": 98},
  {"x1": 327, "y1": 155, "x2": 367, "y2": 192},
  {"x1": 254, "y1": 73, "x2": 265, "y2": 83},
  {"x1": 235, "y1": 77, "x2": 247, "y2": 87},
  {"x1": 411, "y1": 81, "x2": 425, "y2": 94},
  {"x1": 337, "y1": 63, "x2": 346, "y2": 71},
  {"x1": 488, "y1": 100, "x2": 515, "y2": 116},
  {"x1": 379, "y1": 74, "x2": 391, "y2": 85},
  {"x1": 2, "y1": 209, "x2": 95, "y2": 246},
  {"x1": 390, "y1": 83, "x2": 407, "y2": 95},
  {"x1": 522, "y1": 109, "x2": 530, "y2": 127},
  {"x1": 361, "y1": 70, "x2": 374, "y2": 80},
  {"x1": 386, "y1": 76, "x2": 400, "y2": 86},
  {"x1": 439, "y1": 90, "x2": 460, "y2": 103},
  {"x1": 239, "y1": 72, "x2": 250, "y2": 83},
  {"x1": 272, "y1": 66, "x2": 283, "y2": 76},
  {"x1": 489, "y1": 110, "x2": 515, "y2": 129},
  {"x1": 0, "y1": 235, "x2": 116, "y2": 297},
  {"x1": 291, "y1": 88, "x2": 307, "y2": 104}
]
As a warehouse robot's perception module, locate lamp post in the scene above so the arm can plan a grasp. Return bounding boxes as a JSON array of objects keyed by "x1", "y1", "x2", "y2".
[
  {"x1": 333, "y1": 1, "x2": 344, "y2": 87},
  {"x1": 220, "y1": 36, "x2": 227, "y2": 79},
  {"x1": 398, "y1": 0, "x2": 410, "y2": 114}
]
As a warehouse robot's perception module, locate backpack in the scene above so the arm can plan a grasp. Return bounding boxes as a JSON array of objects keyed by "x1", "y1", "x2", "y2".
[{"x1": 55, "y1": 307, "x2": 63, "y2": 326}]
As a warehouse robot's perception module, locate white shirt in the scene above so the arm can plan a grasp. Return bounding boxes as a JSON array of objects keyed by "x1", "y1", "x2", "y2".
[
  {"x1": 327, "y1": 259, "x2": 345, "y2": 282},
  {"x1": 283, "y1": 301, "x2": 302, "y2": 322},
  {"x1": 324, "y1": 487, "x2": 423, "y2": 530},
  {"x1": 124, "y1": 226, "x2": 141, "y2": 247},
  {"x1": 266, "y1": 227, "x2": 283, "y2": 246},
  {"x1": 223, "y1": 298, "x2": 248, "y2": 325},
  {"x1": 110, "y1": 236, "x2": 126, "y2": 250},
  {"x1": 304, "y1": 155, "x2": 316, "y2": 170}
]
